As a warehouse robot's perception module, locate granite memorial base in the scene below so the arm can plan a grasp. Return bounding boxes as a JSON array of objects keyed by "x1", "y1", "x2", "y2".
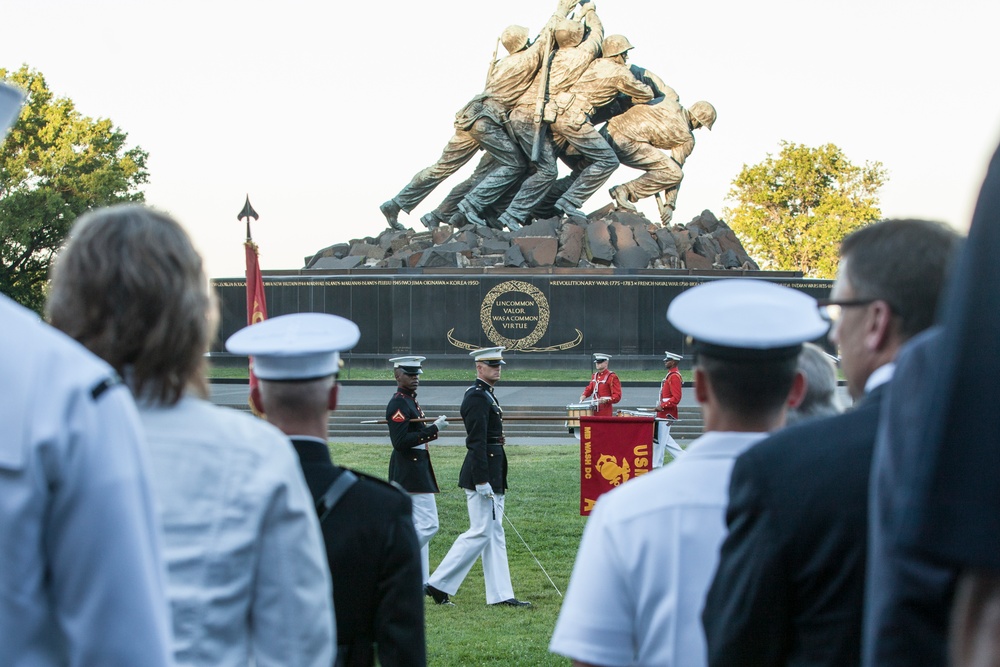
[{"x1": 212, "y1": 268, "x2": 832, "y2": 372}]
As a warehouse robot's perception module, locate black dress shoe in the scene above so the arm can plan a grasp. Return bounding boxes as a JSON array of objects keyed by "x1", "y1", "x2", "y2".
[
  {"x1": 425, "y1": 584, "x2": 454, "y2": 605},
  {"x1": 490, "y1": 598, "x2": 532, "y2": 607}
]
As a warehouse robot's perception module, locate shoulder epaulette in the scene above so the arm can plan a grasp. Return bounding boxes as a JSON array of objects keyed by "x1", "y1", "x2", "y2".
[
  {"x1": 90, "y1": 373, "x2": 122, "y2": 400},
  {"x1": 348, "y1": 467, "x2": 411, "y2": 497}
]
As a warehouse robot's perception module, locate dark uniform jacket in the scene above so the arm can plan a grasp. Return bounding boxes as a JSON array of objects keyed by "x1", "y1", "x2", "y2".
[
  {"x1": 702, "y1": 385, "x2": 886, "y2": 667},
  {"x1": 291, "y1": 437, "x2": 425, "y2": 667},
  {"x1": 385, "y1": 388, "x2": 440, "y2": 493},
  {"x1": 865, "y1": 329, "x2": 956, "y2": 667},
  {"x1": 457, "y1": 379, "x2": 508, "y2": 493},
  {"x1": 897, "y1": 145, "x2": 1000, "y2": 573}
]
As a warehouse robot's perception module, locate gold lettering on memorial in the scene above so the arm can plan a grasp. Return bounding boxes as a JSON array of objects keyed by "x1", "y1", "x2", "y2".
[{"x1": 447, "y1": 279, "x2": 582, "y2": 352}]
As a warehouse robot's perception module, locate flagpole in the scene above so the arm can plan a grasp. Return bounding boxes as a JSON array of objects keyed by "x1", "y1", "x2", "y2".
[{"x1": 238, "y1": 196, "x2": 266, "y2": 415}]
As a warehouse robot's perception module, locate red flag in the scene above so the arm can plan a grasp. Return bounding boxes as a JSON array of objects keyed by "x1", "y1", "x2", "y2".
[
  {"x1": 579, "y1": 416, "x2": 654, "y2": 515},
  {"x1": 245, "y1": 240, "x2": 268, "y2": 415}
]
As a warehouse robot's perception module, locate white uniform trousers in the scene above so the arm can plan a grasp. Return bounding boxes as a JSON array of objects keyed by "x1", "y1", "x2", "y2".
[
  {"x1": 427, "y1": 489, "x2": 514, "y2": 604},
  {"x1": 654, "y1": 419, "x2": 684, "y2": 468},
  {"x1": 410, "y1": 492, "x2": 439, "y2": 584}
]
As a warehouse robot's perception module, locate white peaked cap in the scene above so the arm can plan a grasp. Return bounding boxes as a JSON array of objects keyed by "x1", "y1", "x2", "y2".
[
  {"x1": 390, "y1": 356, "x2": 426, "y2": 374},
  {"x1": 667, "y1": 279, "x2": 829, "y2": 360},
  {"x1": 226, "y1": 312, "x2": 361, "y2": 380},
  {"x1": 471, "y1": 346, "x2": 506, "y2": 365}
]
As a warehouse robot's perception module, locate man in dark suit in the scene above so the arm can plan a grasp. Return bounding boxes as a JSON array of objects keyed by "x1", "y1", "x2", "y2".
[
  {"x1": 702, "y1": 219, "x2": 961, "y2": 667},
  {"x1": 386, "y1": 356, "x2": 447, "y2": 586},
  {"x1": 425, "y1": 346, "x2": 530, "y2": 608},
  {"x1": 229, "y1": 313, "x2": 426, "y2": 667}
]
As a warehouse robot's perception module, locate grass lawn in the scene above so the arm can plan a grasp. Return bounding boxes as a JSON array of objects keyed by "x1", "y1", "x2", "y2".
[{"x1": 329, "y1": 442, "x2": 586, "y2": 666}]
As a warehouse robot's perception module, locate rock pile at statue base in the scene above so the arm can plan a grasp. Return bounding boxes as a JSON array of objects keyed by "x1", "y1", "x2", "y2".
[{"x1": 305, "y1": 207, "x2": 759, "y2": 271}]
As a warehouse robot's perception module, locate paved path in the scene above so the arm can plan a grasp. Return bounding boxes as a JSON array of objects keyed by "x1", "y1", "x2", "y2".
[
  {"x1": 211, "y1": 381, "x2": 702, "y2": 410},
  {"x1": 210, "y1": 381, "x2": 853, "y2": 446},
  {"x1": 210, "y1": 381, "x2": 702, "y2": 446}
]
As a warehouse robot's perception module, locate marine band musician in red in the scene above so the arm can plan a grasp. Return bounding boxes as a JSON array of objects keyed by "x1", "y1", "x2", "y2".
[
  {"x1": 654, "y1": 350, "x2": 685, "y2": 466},
  {"x1": 580, "y1": 353, "x2": 623, "y2": 417}
]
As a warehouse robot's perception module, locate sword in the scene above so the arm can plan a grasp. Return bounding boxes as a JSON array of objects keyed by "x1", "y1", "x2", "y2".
[
  {"x1": 360, "y1": 415, "x2": 588, "y2": 424},
  {"x1": 491, "y1": 496, "x2": 563, "y2": 596}
]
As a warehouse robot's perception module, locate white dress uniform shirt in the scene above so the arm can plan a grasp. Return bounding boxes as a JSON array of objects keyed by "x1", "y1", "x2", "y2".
[
  {"x1": 0, "y1": 294, "x2": 173, "y2": 666},
  {"x1": 139, "y1": 395, "x2": 335, "y2": 667},
  {"x1": 550, "y1": 431, "x2": 766, "y2": 667}
]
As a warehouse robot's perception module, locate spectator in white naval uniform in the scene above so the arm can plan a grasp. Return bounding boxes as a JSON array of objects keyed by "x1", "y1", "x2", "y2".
[
  {"x1": 550, "y1": 279, "x2": 826, "y2": 667},
  {"x1": 0, "y1": 81, "x2": 174, "y2": 667},
  {"x1": 46, "y1": 204, "x2": 336, "y2": 667}
]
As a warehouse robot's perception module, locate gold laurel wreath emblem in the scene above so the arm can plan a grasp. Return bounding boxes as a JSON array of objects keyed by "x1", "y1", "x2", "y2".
[{"x1": 447, "y1": 280, "x2": 582, "y2": 352}]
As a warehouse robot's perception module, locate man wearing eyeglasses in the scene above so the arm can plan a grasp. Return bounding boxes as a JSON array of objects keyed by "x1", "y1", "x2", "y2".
[{"x1": 703, "y1": 219, "x2": 961, "y2": 667}]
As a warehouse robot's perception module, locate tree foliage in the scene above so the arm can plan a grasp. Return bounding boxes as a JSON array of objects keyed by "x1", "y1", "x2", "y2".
[
  {"x1": 724, "y1": 141, "x2": 887, "y2": 279},
  {"x1": 0, "y1": 66, "x2": 148, "y2": 311}
]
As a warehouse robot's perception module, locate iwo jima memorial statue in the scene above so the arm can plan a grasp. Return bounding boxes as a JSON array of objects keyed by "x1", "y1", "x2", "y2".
[{"x1": 212, "y1": 0, "x2": 830, "y2": 369}]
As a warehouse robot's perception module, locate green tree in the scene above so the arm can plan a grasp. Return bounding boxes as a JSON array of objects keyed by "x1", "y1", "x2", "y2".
[
  {"x1": 0, "y1": 65, "x2": 148, "y2": 311},
  {"x1": 725, "y1": 141, "x2": 887, "y2": 279}
]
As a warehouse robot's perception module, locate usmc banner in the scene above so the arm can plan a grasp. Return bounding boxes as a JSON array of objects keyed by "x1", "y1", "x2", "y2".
[{"x1": 579, "y1": 416, "x2": 654, "y2": 516}]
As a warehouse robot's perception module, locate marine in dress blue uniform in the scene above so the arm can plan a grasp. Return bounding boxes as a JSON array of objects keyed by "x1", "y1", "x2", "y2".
[
  {"x1": 425, "y1": 347, "x2": 530, "y2": 607},
  {"x1": 386, "y1": 355, "x2": 446, "y2": 584}
]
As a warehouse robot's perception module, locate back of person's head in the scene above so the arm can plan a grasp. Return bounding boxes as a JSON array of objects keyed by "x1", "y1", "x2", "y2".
[
  {"x1": 258, "y1": 376, "x2": 336, "y2": 423},
  {"x1": 696, "y1": 353, "x2": 800, "y2": 420},
  {"x1": 786, "y1": 342, "x2": 841, "y2": 425},
  {"x1": 840, "y1": 219, "x2": 961, "y2": 341},
  {"x1": 47, "y1": 204, "x2": 212, "y2": 405}
]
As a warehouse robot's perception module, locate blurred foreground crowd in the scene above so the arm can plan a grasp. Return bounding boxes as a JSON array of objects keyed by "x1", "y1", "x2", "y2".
[{"x1": 3, "y1": 81, "x2": 1000, "y2": 667}]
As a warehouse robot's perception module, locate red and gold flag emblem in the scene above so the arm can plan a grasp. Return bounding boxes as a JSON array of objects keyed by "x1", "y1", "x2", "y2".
[{"x1": 579, "y1": 416, "x2": 654, "y2": 515}]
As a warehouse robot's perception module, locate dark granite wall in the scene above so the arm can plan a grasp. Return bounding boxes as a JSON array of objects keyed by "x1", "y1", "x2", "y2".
[{"x1": 212, "y1": 271, "x2": 832, "y2": 370}]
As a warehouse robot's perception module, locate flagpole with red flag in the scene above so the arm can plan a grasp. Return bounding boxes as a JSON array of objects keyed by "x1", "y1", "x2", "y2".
[{"x1": 239, "y1": 195, "x2": 267, "y2": 416}]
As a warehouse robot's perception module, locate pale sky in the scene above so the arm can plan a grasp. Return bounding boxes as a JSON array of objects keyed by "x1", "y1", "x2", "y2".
[{"x1": 3, "y1": 0, "x2": 999, "y2": 279}]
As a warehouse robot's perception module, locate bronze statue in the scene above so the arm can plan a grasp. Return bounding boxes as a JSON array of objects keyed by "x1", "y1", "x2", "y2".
[
  {"x1": 605, "y1": 97, "x2": 717, "y2": 224},
  {"x1": 380, "y1": 1, "x2": 577, "y2": 231},
  {"x1": 542, "y1": 33, "x2": 654, "y2": 218},
  {"x1": 379, "y1": 1, "x2": 716, "y2": 232},
  {"x1": 494, "y1": 6, "x2": 605, "y2": 230}
]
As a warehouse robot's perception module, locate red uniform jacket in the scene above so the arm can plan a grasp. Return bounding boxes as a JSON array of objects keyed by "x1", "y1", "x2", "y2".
[
  {"x1": 582, "y1": 369, "x2": 622, "y2": 417},
  {"x1": 657, "y1": 369, "x2": 682, "y2": 420}
]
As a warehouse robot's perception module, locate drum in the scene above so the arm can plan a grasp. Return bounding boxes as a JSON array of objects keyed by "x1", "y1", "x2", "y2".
[
  {"x1": 566, "y1": 401, "x2": 597, "y2": 434},
  {"x1": 614, "y1": 409, "x2": 647, "y2": 417}
]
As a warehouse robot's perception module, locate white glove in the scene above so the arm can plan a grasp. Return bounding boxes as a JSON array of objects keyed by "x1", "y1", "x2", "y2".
[
  {"x1": 476, "y1": 483, "x2": 494, "y2": 498},
  {"x1": 433, "y1": 415, "x2": 449, "y2": 430}
]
